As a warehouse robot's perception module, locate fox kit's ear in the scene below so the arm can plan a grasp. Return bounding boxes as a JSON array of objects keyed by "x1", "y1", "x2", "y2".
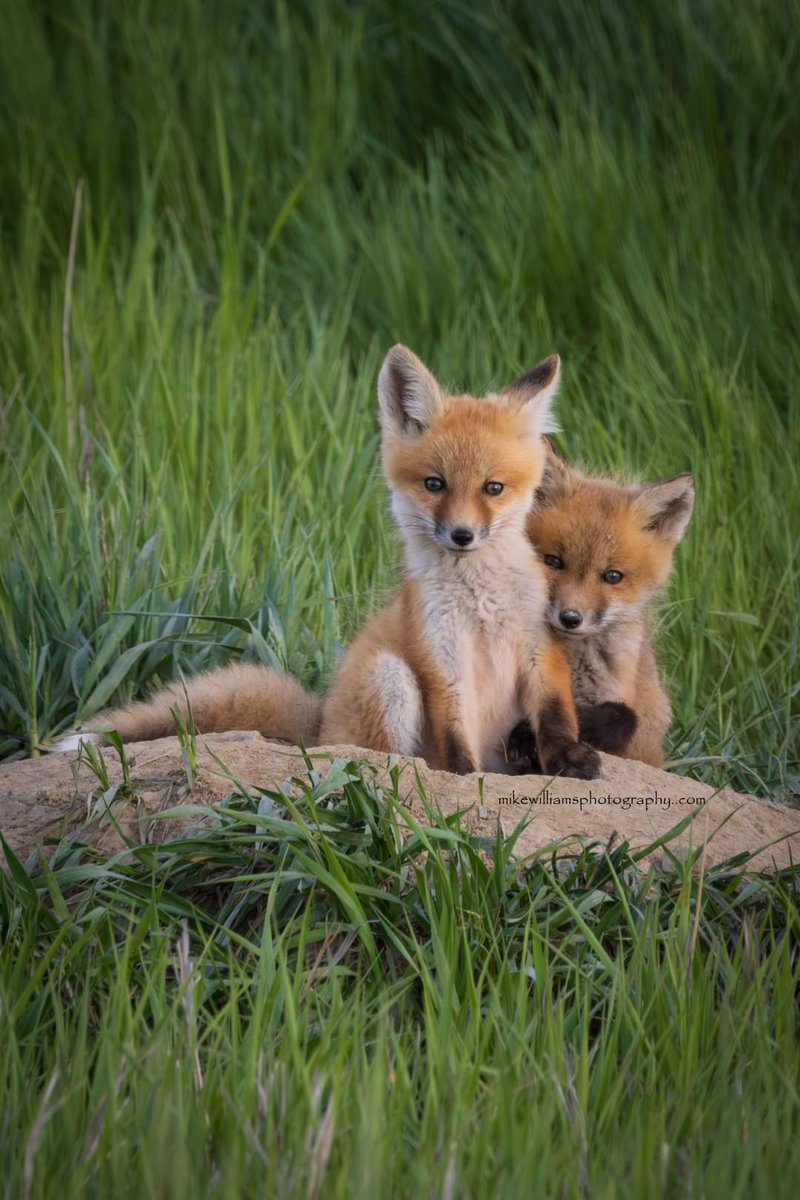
[
  {"x1": 501, "y1": 354, "x2": 561, "y2": 437},
  {"x1": 378, "y1": 344, "x2": 443, "y2": 438},
  {"x1": 634, "y1": 473, "x2": 695, "y2": 542}
]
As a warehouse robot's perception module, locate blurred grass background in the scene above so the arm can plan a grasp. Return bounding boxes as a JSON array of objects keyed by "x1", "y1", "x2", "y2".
[{"x1": 0, "y1": 0, "x2": 798, "y2": 793}]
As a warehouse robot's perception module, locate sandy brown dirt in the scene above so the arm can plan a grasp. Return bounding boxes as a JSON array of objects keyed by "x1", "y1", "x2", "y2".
[{"x1": 1, "y1": 733, "x2": 798, "y2": 872}]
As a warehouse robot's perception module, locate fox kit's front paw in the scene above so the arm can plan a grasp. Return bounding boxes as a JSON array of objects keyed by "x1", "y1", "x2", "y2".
[
  {"x1": 543, "y1": 741, "x2": 602, "y2": 780},
  {"x1": 504, "y1": 719, "x2": 539, "y2": 773},
  {"x1": 577, "y1": 702, "x2": 637, "y2": 755}
]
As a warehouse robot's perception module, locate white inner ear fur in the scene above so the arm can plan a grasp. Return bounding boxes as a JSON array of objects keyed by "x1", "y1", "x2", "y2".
[
  {"x1": 378, "y1": 345, "x2": 444, "y2": 437},
  {"x1": 634, "y1": 475, "x2": 695, "y2": 541},
  {"x1": 521, "y1": 383, "x2": 561, "y2": 437},
  {"x1": 499, "y1": 356, "x2": 562, "y2": 439}
]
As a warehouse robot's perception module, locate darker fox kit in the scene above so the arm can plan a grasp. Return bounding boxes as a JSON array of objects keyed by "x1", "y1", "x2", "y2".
[{"x1": 507, "y1": 444, "x2": 694, "y2": 769}]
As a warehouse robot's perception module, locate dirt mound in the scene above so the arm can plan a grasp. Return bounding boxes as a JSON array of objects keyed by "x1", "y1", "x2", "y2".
[{"x1": 1, "y1": 733, "x2": 798, "y2": 871}]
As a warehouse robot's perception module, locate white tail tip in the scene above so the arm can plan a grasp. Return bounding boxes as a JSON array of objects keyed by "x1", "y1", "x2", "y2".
[{"x1": 51, "y1": 731, "x2": 99, "y2": 754}]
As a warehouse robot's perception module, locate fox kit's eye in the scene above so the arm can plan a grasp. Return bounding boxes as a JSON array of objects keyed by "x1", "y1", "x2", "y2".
[
  {"x1": 602, "y1": 569, "x2": 624, "y2": 585},
  {"x1": 483, "y1": 481, "x2": 504, "y2": 496},
  {"x1": 424, "y1": 476, "x2": 445, "y2": 493},
  {"x1": 543, "y1": 554, "x2": 564, "y2": 570}
]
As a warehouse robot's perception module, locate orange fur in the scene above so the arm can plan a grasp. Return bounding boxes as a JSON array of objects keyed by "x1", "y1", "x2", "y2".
[
  {"x1": 76, "y1": 664, "x2": 321, "y2": 746},
  {"x1": 526, "y1": 447, "x2": 694, "y2": 766},
  {"x1": 319, "y1": 346, "x2": 599, "y2": 777}
]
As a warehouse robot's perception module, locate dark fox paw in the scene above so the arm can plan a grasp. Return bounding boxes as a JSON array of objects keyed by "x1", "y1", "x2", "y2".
[
  {"x1": 503, "y1": 719, "x2": 540, "y2": 773},
  {"x1": 542, "y1": 741, "x2": 602, "y2": 780},
  {"x1": 577, "y1": 702, "x2": 637, "y2": 755},
  {"x1": 444, "y1": 730, "x2": 478, "y2": 775}
]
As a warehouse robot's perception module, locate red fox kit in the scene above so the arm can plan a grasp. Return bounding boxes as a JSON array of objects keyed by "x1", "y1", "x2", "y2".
[
  {"x1": 317, "y1": 346, "x2": 599, "y2": 778},
  {"x1": 507, "y1": 445, "x2": 694, "y2": 768},
  {"x1": 59, "y1": 347, "x2": 600, "y2": 780}
]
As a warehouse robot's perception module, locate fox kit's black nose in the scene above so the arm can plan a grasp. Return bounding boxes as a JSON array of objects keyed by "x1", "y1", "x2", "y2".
[
  {"x1": 559, "y1": 608, "x2": 583, "y2": 630},
  {"x1": 451, "y1": 527, "x2": 475, "y2": 548}
]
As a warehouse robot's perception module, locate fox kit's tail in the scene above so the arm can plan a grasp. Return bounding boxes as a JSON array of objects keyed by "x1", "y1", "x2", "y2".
[{"x1": 54, "y1": 663, "x2": 322, "y2": 751}]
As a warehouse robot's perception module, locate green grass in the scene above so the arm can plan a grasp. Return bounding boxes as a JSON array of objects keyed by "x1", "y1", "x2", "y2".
[
  {"x1": 2, "y1": 755, "x2": 800, "y2": 1198},
  {"x1": 1, "y1": 1, "x2": 799, "y2": 1195}
]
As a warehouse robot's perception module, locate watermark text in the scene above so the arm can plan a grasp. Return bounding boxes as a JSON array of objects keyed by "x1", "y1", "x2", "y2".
[{"x1": 497, "y1": 789, "x2": 705, "y2": 813}]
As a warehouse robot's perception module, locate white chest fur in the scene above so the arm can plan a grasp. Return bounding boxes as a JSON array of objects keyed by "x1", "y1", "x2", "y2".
[
  {"x1": 415, "y1": 538, "x2": 548, "y2": 766},
  {"x1": 566, "y1": 624, "x2": 643, "y2": 706}
]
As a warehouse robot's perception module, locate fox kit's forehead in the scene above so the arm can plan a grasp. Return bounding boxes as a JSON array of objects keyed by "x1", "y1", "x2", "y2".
[
  {"x1": 532, "y1": 479, "x2": 629, "y2": 539},
  {"x1": 434, "y1": 394, "x2": 522, "y2": 436},
  {"x1": 530, "y1": 481, "x2": 672, "y2": 581},
  {"x1": 385, "y1": 395, "x2": 545, "y2": 490}
]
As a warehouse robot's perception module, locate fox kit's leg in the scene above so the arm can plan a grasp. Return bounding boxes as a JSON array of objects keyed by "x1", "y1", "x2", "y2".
[
  {"x1": 321, "y1": 650, "x2": 480, "y2": 773},
  {"x1": 320, "y1": 650, "x2": 424, "y2": 757},
  {"x1": 424, "y1": 672, "x2": 481, "y2": 774},
  {"x1": 503, "y1": 700, "x2": 637, "y2": 772},
  {"x1": 622, "y1": 643, "x2": 671, "y2": 766},
  {"x1": 576, "y1": 702, "x2": 638, "y2": 755},
  {"x1": 521, "y1": 639, "x2": 601, "y2": 779},
  {"x1": 585, "y1": 639, "x2": 669, "y2": 765},
  {"x1": 321, "y1": 647, "x2": 480, "y2": 773},
  {"x1": 316, "y1": 590, "x2": 481, "y2": 770},
  {"x1": 416, "y1": 620, "x2": 483, "y2": 774}
]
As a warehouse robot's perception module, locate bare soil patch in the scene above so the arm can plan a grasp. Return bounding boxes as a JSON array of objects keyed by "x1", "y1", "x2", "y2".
[{"x1": 1, "y1": 733, "x2": 797, "y2": 871}]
